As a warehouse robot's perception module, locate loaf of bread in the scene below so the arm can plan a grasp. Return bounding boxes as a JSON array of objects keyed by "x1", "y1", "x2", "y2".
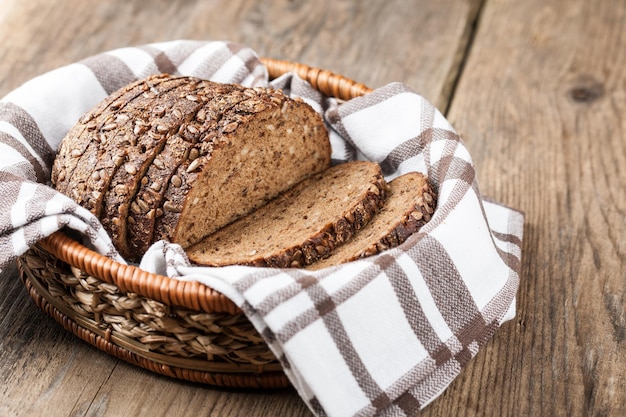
[
  {"x1": 53, "y1": 75, "x2": 437, "y2": 268},
  {"x1": 186, "y1": 161, "x2": 388, "y2": 268},
  {"x1": 52, "y1": 74, "x2": 332, "y2": 261},
  {"x1": 306, "y1": 171, "x2": 436, "y2": 270}
]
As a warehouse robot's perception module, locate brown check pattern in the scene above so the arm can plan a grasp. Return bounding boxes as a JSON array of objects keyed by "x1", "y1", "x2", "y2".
[{"x1": 0, "y1": 41, "x2": 524, "y2": 417}]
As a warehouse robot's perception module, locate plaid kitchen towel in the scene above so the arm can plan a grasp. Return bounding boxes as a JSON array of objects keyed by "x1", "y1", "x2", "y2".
[{"x1": 0, "y1": 40, "x2": 523, "y2": 417}]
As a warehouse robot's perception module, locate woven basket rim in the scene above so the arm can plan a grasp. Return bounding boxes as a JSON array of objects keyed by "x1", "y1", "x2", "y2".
[{"x1": 39, "y1": 57, "x2": 372, "y2": 314}]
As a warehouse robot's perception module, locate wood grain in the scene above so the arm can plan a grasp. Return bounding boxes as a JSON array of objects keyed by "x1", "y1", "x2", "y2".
[
  {"x1": 0, "y1": 0, "x2": 479, "y2": 110},
  {"x1": 0, "y1": 1, "x2": 481, "y2": 416},
  {"x1": 436, "y1": 0, "x2": 626, "y2": 416},
  {"x1": 4, "y1": 0, "x2": 624, "y2": 416}
]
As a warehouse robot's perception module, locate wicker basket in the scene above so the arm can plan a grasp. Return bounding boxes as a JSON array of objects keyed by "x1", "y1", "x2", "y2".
[{"x1": 16, "y1": 58, "x2": 372, "y2": 389}]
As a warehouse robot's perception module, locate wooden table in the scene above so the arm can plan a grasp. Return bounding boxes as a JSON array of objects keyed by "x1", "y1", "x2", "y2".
[{"x1": 1, "y1": 0, "x2": 625, "y2": 416}]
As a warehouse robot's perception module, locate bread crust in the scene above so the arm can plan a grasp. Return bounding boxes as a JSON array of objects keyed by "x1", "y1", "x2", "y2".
[
  {"x1": 306, "y1": 171, "x2": 436, "y2": 270},
  {"x1": 96, "y1": 78, "x2": 195, "y2": 258},
  {"x1": 51, "y1": 75, "x2": 171, "y2": 194}
]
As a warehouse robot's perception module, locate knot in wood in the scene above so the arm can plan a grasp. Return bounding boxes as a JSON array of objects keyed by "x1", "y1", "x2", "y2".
[{"x1": 567, "y1": 76, "x2": 605, "y2": 104}]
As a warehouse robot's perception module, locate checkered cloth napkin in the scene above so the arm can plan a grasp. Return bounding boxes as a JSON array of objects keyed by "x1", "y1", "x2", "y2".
[{"x1": 0, "y1": 40, "x2": 523, "y2": 417}]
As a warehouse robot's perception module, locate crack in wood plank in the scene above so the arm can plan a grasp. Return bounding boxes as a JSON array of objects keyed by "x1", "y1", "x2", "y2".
[{"x1": 442, "y1": 0, "x2": 486, "y2": 116}]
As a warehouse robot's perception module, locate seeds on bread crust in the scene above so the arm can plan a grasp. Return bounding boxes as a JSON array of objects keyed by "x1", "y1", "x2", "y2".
[
  {"x1": 56, "y1": 75, "x2": 177, "y2": 215},
  {"x1": 186, "y1": 161, "x2": 387, "y2": 268},
  {"x1": 306, "y1": 171, "x2": 436, "y2": 270},
  {"x1": 102, "y1": 78, "x2": 201, "y2": 258},
  {"x1": 51, "y1": 79, "x2": 138, "y2": 189},
  {"x1": 51, "y1": 75, "x2": 171, "y2": 195},
  {"x1": 149, "y1": 83, "x2": 269, "y2": 248},
  {"x1": 127, "y1": 134, "x2": 190, "y2": 258}
]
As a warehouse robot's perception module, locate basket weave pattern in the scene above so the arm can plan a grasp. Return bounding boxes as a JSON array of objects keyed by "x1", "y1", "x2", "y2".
[
  {"x1": 16, "y1": 58, "x2": 370, "y2": 388},
  {"x1": 20, "y1": 243, "x2": 276, "y2": 365}
]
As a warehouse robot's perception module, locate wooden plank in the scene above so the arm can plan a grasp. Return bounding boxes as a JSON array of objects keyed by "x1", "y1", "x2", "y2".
[
  {"x1": 428, "y1": 0, "x2": 626, "y2": 416},
  {"x1": 0, "y1": 0, "x2": 480, "y2": 416},
  {"x1": 0, "y1": 263, "x2": 117, "y2": 417},
  {"x1": 79, "y1": 364, "x2": 310, "y2": 417},
  {"x1": 0, "y1": 0, "x2": 480, "y2": 109}
]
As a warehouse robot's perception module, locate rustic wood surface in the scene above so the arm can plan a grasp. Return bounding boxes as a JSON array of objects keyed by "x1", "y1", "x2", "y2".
[{"x1": 0, "y1": 0, "x2": 624, "y2": 416}]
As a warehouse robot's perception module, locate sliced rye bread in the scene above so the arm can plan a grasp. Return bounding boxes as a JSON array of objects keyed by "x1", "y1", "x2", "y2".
[
  {"x1": 153, "y1": 85, "x2": 331, "y2": 252},
  {"x1": 306, "y1": 171, "x2": 436, "y2": 270},
  {"x1": 186, "y1": 161, "x2": 388, "y2": 268},
  {"x1": 53, "y1": 75, "x2": 332, "y2": 262},
  {"x1": 126, "y1": 83, "x2": 258, "y2": 258},
  {"x1": 51, "y1": 75, "x2": 171, "y2": 194},
  {"x1": 126, "y1": 133, "x2": 191, "y2": 257}
]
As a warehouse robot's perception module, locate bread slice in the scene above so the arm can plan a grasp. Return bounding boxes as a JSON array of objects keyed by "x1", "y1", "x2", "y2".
[
  {"x1": 127, "y1": 134, "x2": 191, "y2": 257},
  {"x1": 186, "y1": 161, "x2": 388, "y2": 268},
  {"x1": 127, "y1": 83, "x2": 257, "y2": 258},
  {"x1": 306, "y1": 172, "x2": 436, "y2": 270}
]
